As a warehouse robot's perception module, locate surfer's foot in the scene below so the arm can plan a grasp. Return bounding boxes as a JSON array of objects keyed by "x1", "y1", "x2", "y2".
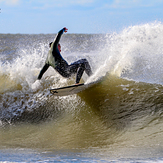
[{"x1": 75, "y1": 83, "x2": 80, "y2": 85}]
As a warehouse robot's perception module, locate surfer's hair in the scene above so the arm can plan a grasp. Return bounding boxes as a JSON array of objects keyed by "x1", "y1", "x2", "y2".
[{"x1": 49, "y1": 42, "x2": 53, "y2": 47}]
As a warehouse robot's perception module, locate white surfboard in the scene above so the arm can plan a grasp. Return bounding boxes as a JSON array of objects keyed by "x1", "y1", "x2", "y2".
[
  {"x1": 50, "y1": 75, "x2": 105, "y2": 96},
  {"x1": 50, "y1": 83, "x2": 88, "y2": 96}
]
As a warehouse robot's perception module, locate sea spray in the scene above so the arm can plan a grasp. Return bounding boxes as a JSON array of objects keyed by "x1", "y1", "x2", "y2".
[{"x1": 104, "y1": 22, "x2": 163, "y2": 84}]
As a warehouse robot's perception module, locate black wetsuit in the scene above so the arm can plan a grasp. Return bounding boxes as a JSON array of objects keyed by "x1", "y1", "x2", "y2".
[{"x1": 38, "y1": 28, "x2": 92, "y2": 84}]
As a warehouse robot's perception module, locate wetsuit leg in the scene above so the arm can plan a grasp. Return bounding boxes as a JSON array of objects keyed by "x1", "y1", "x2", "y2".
[
  {"x1": 55, "y1": 60, "x2": 83, "y2": 83},
  {"x1": 76, "y1": 63, "x2": 85, "y2": 84},
  {"x1": 38, "y1": 63, "x2": 49, "y2": 80},
  {"x1": 82, "y1": 59, "x2": 93, "y2": 76},
  {"x1": 55, "y1": 59, "x2": 92, "y2": 84},
  {"x1": 68, "y1": 59, "x2": 93, "y2": 84}
]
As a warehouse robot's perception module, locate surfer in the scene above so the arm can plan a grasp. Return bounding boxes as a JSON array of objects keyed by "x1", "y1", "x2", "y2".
[{"x1": 37, "y1": 27, "x2": 92, "y2": 84}]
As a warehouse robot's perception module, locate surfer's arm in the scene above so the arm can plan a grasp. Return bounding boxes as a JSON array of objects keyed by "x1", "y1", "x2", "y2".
[
  {"x1": 37, "y1": 63, "x2": 49, "y2": 80},
  {"x1": 52, "y1": 27, "x2": 68, "y2": 51}
]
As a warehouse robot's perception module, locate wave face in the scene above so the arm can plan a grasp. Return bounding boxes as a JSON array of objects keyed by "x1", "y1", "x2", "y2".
[{"x1": 0, "y1": 22, "x2": 163, "y2": 159}]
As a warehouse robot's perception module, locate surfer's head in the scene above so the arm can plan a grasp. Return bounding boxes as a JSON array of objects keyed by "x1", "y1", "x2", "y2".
[
  {"x1": 49, "y1": 42, "x2": 61, "y2": 52},
  {"x1": 49, "y1": 42, "x2": 53, "y2": 48}
]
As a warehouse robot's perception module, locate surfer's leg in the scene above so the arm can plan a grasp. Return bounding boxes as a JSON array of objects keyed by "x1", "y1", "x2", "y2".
[
  {"x1": 38, "y1": 64, "x2": 49, "y2": 80},
  {"x1": 82, "y1": 59, "x2": 93, "y2": 76},
  {"x1": 75, "y1": 59, "x2": 93, "y2": 83},
  {"x1": 67, "y1": 59, "x2": 92, "y2": 84},
  {"x1": 76, "y1": 64, "x2": 85, "y2": 84}
]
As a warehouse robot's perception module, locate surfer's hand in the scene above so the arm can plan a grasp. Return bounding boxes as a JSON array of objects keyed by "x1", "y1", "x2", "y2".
[{"x1": 63, "y1": 27, "x2": 68, "y2": 33}]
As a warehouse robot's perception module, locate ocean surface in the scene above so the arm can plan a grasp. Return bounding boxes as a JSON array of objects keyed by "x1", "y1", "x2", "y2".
[{"x1": 1, "y1": 22, "x2": 163, "y2": 162}]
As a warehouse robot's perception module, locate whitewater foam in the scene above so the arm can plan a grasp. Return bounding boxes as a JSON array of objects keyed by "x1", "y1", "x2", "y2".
[
  {"x1": 104, "y1": 21, "x2": 163, "y2": 84},
  {"x1": 31, "y1": 80, "x2": 42, "y2": 92}
]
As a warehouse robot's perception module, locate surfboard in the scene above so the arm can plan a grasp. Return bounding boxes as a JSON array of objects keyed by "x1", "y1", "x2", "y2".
[
  {"x1": 50, "y1": 75, "x2": 106, "y2": 96},
  {"x1": 50, "y1": 83, "x2": 87, "y2": 96}
]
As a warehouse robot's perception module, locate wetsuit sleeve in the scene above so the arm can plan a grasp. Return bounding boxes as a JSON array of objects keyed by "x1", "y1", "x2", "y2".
[
  {"x1": 37, "y1": 63, "x2": 49, "y2": 80},
  {"x1": 51, "y1": 28, "x2": 65, "y2": 52}
]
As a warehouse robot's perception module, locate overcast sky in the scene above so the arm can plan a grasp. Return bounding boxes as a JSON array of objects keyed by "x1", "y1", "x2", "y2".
[{"x1": 0, "y1": 0, "x2": 163, "y2": 34}]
